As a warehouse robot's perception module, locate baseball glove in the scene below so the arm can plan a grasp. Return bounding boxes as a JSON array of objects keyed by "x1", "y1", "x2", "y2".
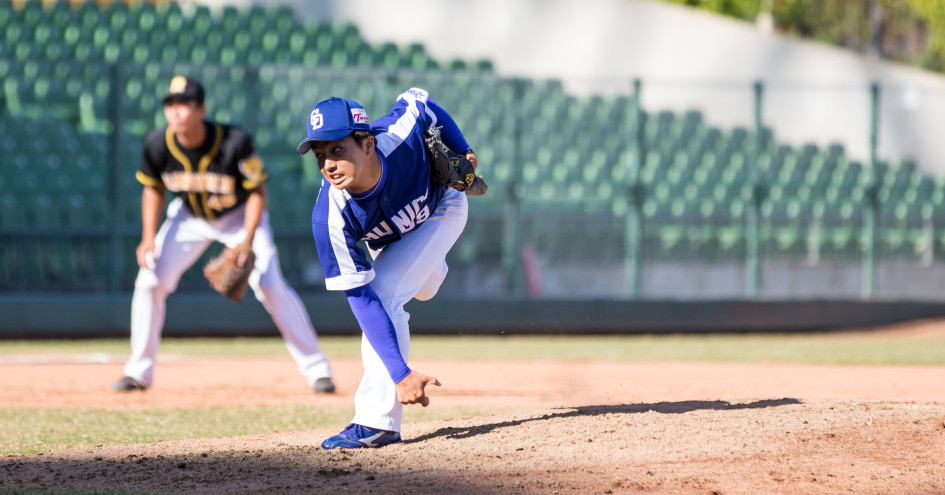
[
  {"x1": 203, "y1": 246, "x2": 255, "y2": 302},
  {"x1": 424, "y1": 126, "x2": 488, "y2": 196}
]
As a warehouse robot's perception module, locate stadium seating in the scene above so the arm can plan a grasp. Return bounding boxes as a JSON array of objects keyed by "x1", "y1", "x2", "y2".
[{"x1": 1, "y1": 0, "x2": 941, "y2": 290}]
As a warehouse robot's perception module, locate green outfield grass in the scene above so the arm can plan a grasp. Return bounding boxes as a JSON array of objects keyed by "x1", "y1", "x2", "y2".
[
  {"x1": 0, "y1": 404, "x2": 498, "y2": 457},
  {"x1": 1, "y1": 333, "x2": 943, "y2": 457},
  {"x1": 1, "y1": 333, "x2": 944, "y2": 365}
]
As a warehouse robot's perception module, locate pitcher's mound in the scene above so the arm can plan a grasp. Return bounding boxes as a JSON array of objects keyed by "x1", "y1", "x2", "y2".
[{"x1": 3, "y1": 398, "x2": 944, "y2": 494}]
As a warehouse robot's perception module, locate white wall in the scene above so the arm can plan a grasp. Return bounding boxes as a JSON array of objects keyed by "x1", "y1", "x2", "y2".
[{"x1": 206, "y1": 0, "x2": 945, "y2": 173}]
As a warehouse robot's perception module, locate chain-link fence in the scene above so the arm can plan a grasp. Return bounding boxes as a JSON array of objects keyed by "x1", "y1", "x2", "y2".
[{"x1": 3, "y1": 57, "x2": 945, "y2": 300}]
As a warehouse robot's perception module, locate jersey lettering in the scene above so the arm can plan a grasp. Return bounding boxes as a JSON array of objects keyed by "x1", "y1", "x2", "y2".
[
  {"x1": 411, "y1": 195, "x2": 431, "y2": 224},
  {"x1": 160, "y1": 171, "x2": 236, "y2": 195},
  {"x1": 391, "y1": 191, "x2": 430, "y2": 235},
  {"x1": 363, "y1": 221, "x2": 394, "y2": 242}
]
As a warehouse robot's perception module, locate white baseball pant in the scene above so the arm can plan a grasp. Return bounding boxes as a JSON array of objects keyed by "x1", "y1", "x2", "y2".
[
  {"x1": 124, "y1": 197, "x2": 332, "y2": 387},
  {"x1": 351, "y1": 187, "x2": 468, "y2": 432}
]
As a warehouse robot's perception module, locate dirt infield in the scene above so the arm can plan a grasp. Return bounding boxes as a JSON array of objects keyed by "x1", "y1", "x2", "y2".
[{"x1": 2, "y1": 326, "x2": 945, "y2": 494}]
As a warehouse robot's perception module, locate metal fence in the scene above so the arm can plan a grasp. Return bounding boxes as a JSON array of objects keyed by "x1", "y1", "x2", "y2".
[{"x1": 2, "y1": 59, "x2": 945, "y2": 300}]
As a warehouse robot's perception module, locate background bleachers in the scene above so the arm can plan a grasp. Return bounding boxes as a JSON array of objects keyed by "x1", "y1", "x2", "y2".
[{"x1": 0, "y1": 0, "x2": 942, "y2": 299}]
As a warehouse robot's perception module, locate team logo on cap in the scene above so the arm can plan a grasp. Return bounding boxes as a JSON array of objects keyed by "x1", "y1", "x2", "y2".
[
  {"x1": 310, "y1": 108, "x2": 323, "y2": 130},
  {"x1": 351, "y1": 108, "x2": 369, "y2": 124},
  {"x1": 169, "y1": 76, "x2": 188, "y2": 93}
]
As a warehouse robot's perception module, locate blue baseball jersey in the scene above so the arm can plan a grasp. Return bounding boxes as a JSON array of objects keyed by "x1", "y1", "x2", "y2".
[{"x1": 311, "y1": 88, "x2": 469, "y2": 291}]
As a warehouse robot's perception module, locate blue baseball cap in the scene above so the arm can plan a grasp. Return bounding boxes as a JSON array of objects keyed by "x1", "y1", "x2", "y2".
[{"x1": 296, "y1": 97, "x2": 371, "y2": 155}]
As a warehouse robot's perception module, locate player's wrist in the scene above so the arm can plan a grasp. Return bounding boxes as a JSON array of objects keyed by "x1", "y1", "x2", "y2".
[{"x1": 392, "y1": 367, "x2": 412, "y2": 384}]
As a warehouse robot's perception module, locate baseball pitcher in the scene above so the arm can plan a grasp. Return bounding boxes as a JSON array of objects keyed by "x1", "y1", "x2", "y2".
[{"x1": 298, "y1": 88, "x2": 483, "y2": 449}]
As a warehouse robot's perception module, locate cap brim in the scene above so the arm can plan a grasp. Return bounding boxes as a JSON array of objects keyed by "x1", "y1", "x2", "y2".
[
  {"x1": 296, "y1": 129, "x2": 355, "y2": 155},
  {"x1": 162, "y1": 94, "x2": 197, "y2": 104},
  {"x1": 296, "y1": 139, "x2": 315, "y2": 156}
]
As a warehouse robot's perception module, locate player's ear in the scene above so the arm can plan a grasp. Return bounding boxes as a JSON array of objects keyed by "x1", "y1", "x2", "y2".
[{"x1": 362, "y1": 135, "x2": 376, "y2": 155}]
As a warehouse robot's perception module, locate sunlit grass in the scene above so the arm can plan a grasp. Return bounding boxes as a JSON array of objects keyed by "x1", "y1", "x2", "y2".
[
  {"x1": 0, "y1": 404, "x2": 502, "y2": 456},
  {"x1": 1, "y1": 333, "x2": 944, "y2": 365}
]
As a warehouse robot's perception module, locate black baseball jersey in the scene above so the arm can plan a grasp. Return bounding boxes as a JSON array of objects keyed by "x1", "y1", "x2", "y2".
[{"x1": 136, "y1": 121, "x2": 268, "y2": 221}]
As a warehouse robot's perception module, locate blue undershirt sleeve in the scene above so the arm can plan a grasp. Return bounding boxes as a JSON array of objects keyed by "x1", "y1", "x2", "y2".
[
  {"x1": 344, "y1": 285, "x2": 412, "y2": 383},
  {"x1": 428, "y1": 99, "x2": 473, "y2": 155}
]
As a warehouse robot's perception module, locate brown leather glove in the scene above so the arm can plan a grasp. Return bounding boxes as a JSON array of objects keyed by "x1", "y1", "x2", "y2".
[
  {"x1": 425, "y1": 126, "x2": 488, "y2": 196},
  {"x1": 203, "y1": 246, "x2": 255, "y2": 302}
]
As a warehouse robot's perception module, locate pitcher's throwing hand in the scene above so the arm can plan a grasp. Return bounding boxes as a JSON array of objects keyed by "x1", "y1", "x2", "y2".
[{"x1": 397, "y1": 371, "x2": 441, "y2": 407}]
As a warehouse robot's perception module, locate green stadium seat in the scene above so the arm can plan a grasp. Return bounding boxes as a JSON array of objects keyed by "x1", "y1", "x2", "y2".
[
  {"x1": 65, "y1": 192, "x2": 107, "y2": 227},
  {"x1": 372, "y1": 42, "x2": 402, "y2": 69},
  {"x1": 33, "y1": 193, "x2": 62, "y2": 226},
  {"x1": 716, "y1": 221, "x2": 744, "y2": 249},
  {"x1": 3, "y1": 77, "x2": 28, "y2": 117},
  {"x1": 769, "y1": 224, "x2": 803, "y2": 254},
  {"x1": 13, "y1": 41, "x2": 42, "y2": 64},
  {"x1": 32, "y1": 22, "x2": 56, "y2": 49},
  {"x1": 191, "y1": 4, "x2": 213, "y2": 34},
  {"x1": 160, "y1": 2, "x2": 185, "y2": 33},
  {"x1": 404, "y1": 43, "x2": 436, "y2": 69},
  {"x1": 655, "y1": 223, "x2": 685, "y2": 254},
  {"x1": 271, "y1": 7, "x2": 300, "y2": 37},
  {"x1": 78, "y1": 93, "x2": 111, "y2": 134},
  {"x1": 0, "y1": 192, "x2": 27, "y2": 227},
  {"x1": 0, "y1": 0, "x2": 15, "y2": 26},
  {"x1": 244, "y1": 4, "x2": 270, "y2": 38},
  {"x1": 130, "y1": 5, "x2": 155, "y2": 34},
  {"x1": 76, "y1": 1, "x2": 101, "y2": 30},
  {"x1": 4, "y1": 21, "x2": 23, "y2": 50},
  {"x1": 105, "y1": 2, "x2": 129, "y2": 32},
  {"x1": 19, "y1": 0, "x2": 45, "y2": 28}
]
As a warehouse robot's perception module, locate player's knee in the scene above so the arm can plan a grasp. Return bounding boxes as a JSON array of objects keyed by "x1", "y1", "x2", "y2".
[
  {"x1": 413, "y1": 290, "x2": 436, "y2": 302},
  {"x1": 134, "y1": 269, "x2": 173, "y2": 295},
  {"x1": 414, "y1": 264, "x2": 448, "y2": 301},
  {"x1": 251, "y1": 268, "x2": 284, "y2": 296},
  {"x1": 413, "y1": 282, "x2": 441, "y2": 301}
]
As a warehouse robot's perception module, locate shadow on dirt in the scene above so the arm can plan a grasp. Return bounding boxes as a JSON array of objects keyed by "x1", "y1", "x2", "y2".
[{"x1": 407, "y1": 398, "x2": 802, "y2": 443}]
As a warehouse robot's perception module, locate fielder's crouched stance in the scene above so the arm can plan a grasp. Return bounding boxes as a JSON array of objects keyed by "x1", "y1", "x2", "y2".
[
  {"x1": 298, "y1": 88, "x2": 482, "y2": 449},
  {"x1": 112, "y1": 77, "x2": 334, "y2": 394}
]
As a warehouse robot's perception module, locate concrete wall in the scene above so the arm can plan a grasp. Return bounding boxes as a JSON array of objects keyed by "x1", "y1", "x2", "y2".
[{"x1": 4, "y1": 293, "x2": 945, "y2": 338}]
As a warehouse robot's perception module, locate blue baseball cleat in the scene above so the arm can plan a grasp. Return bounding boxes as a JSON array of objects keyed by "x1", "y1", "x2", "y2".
[{"x1": 321, "y1": 423, "x2": 402, "y2": 450}]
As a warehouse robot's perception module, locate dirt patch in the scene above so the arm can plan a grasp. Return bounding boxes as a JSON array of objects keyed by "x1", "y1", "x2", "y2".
[
  {"x1": 2, "y1": 399, "x2": 943, "y2": 494},
  {"x1": 2, "y1": 333, "x2": 945, "y2": 493},
  {"x1": 2, "y1": 356, "x2": 945, "y2": 409}
]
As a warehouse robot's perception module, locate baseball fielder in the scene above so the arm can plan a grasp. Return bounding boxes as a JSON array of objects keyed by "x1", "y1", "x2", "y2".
[
  {"x1": 111, "y1": 76, "x2": 334, "y2": 394},
  {"x1": 297, "y1": 88, "x2": 477, "y2": 449}
]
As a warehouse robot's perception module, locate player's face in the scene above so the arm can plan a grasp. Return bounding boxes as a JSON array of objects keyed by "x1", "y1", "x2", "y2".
[
  {"x1": 164, "y1": 99, "x2": 205, "y2": 136},
  {"x1": 311, "y1": 135, "x2": 378, "y2": 193}
]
